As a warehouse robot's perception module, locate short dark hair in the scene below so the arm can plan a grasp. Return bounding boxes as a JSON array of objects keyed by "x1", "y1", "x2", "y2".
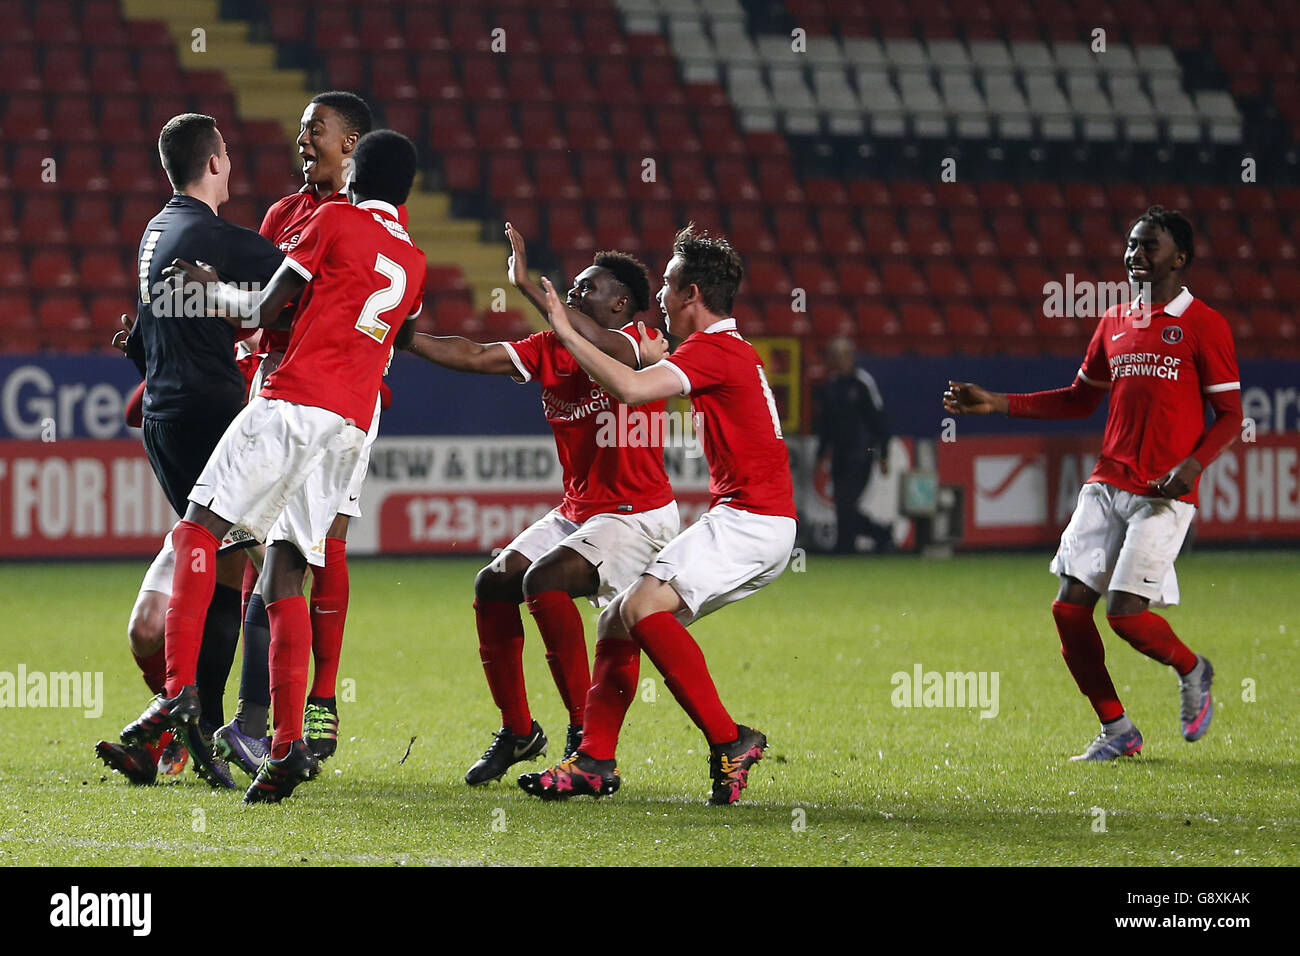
[
  {"x1": 593, "y1": 250, "x2": 651, "y2": 313},
  {"x1": 310, "y1": 91, "x2": 373, "y2": 136},
  {"x1": 350, "y1": 130, "x2": 417, "y2": 207},
  {"x1": 671, "y1": 223, "x2": 744, "y2": 315},
  {"x1": 1130, "y1": 205, "x2": 1195, "y2": 268},
  {"x1": 157, "y1": 113, "x2": 220, "y2": 189}
]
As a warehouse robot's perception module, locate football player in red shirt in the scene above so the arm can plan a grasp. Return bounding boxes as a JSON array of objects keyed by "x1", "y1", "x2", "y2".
[
  {"x1": 221, "y1": 92, "x2": 381, "y2": 771},
  {"x1": 401, "y1": 224, "x2": 680, "y2": 785},
  {"x1": 944, "y1": 206, "x2": 1242, "y2": 761},
  {"x1": 519, "y1": 225, "x2": 798, "y2": 805},
  {"x1": 120, "y1": 130, "x2": 427, "y2": 803}
]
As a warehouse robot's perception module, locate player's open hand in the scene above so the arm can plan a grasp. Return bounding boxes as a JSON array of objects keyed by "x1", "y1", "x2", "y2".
[
  {"x1": 539, "y1": 277, "x2": 571, "y2": 334},
  {"x1": 505, "y1": 222, "x2": 528, "y2": 289},
  {"x1": 111, "y1": 311, "x2": 134, "y2": 353},
  {"x1": 943, "y1": 380, "x2": 1007, "y2": 415},
  {"x1": 637, "y1": 321, "x2": 667, "y2": 364},
  {"x1": 1148, "y1": 457, "x2": 1201, "y2": 499}
]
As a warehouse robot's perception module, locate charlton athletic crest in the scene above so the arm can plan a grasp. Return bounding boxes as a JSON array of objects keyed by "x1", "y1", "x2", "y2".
[{"x1": 1162, "y1": 325, "x2": 1184, "y2": 344}]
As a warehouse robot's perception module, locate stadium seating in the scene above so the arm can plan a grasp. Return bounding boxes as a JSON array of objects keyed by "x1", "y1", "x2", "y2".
[{"x1": 1, "y1": 0, "x2": 1298, "y2": 360}]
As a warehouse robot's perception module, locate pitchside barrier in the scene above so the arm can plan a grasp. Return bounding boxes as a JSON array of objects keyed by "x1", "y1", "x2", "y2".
[{"x1": 0, "y1": 355, "x2": 1295, "y2": 557}]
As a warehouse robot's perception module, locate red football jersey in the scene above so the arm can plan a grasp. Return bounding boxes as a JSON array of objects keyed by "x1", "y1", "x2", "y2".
[
  {"x1": 503, "y1": 325, "x2": 675, "y2": 523},
  {"x1": 261, "y1": 200, "x2": 426, "y2": 431},
  {"x1": 258, "y1": 188, "x2": 410, "y2": 353},
  {"x1": 1078, "y1": 287, "x2": 1240, "y2": 505},
  {"x1": 258, "y1": 188, "x2": 347, "y2": 354},
  {"x1": 660, "y1": 318, "x2": 797, "y2": 519}
]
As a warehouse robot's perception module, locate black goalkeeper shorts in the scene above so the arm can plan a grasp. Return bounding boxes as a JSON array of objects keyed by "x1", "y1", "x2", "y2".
[{"x1": 142, "y1": 414, "x2": 237, "y2": 518}]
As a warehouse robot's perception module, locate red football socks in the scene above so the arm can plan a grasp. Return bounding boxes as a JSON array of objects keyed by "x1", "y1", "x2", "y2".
[
  {"x1": 1107, "y1": 611, "x2": 1198, "y2": 675},
  {"x1": 474, "y1": 599, "x2": 531, "y2": 735},
  {"x1": 267, "y1": 596, "x2": 312, "y2": 759},
  {"x1": 163, "y1": 520, "x2": 219, "y2": 696},
  {"x1": 526, "y1": 590, "x2": 591, "y2": 727},
  {"x1": 133, "y1": 648, "x2": 166, "y2": 695},
  {"x1": 1052, "y1": 601, "x2": 1124, "y2": 723},
  {"x1": 308, "y1": 537, "x2": 349, "y2": 700},
  {"x1": 579, "y1": 637, "x2": 640, "y2": 761},
  {"x1": 630, "y1": 611, "x2": 737, "y2": 746}
]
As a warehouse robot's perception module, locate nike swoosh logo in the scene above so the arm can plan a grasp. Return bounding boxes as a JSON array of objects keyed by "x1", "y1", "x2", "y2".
[
  {"x1": 1111, "y1": 331, "x2": 1127, "y2": 341},
  {"x1": 348, "y1": 495, "x2": 359, "y2": 501},
  {"x1": 1143, "y1": 577, "x2": 1159, "y2": 585}
]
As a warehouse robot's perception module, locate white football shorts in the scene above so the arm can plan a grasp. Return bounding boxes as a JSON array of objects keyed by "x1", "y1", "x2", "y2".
[
  {"x1": 641, "y1": 504, "x2": 797, "y2": 624},
  {"x1": 337, "y1": 396, "x2": 381, "y2": 519},
  {"x1": 1050, "y1": 481, "x2": 1195, "y2": 608},
  {"x1": 188, "y1": 396, "x2": 364, "y2": 568},
  {"x1": 503, "y1": 501, "x2": 681, "y2": 607}
]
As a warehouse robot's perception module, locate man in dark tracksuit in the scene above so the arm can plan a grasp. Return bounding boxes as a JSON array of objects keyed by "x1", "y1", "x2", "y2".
[
  {"x1": 107, "y1": 113, "x2": 283, "y2": 787},
  {"x1": 815, "y1": 337, "x2": 892, "y2": 554}
]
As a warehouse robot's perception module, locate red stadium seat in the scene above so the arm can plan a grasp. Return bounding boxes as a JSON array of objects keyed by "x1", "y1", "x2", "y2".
[
  {"x1": 592, "y1": 201, "x2": 640, "y2": 252},
  {"x1": 89, "y1": 49, "x2": 138, "y2": 95},
  {"x1": 472, "y1": 105, "x2": 521, "y2": 151},
  {"x1": 371, "y1": 56, "x2": 418, "y2": 101},
  {"x1": 42, "y1": 46, "x2": 89, "y2": 95},
  {"x1": 924, "y1": 261, "x2": 972, "y2": 298},
  {"x1": 3, "y1": 94, "x2": 51, "y2": 141},
  {"x1": 744, "y1": 257, "x2": 793, "y2": 297},
  {"x1": 107, "y1": 146, "x2": 164, "y2": 194},
  {"x1": 577, "y1": 154, "x2": 626, "y2": 201},
  {"x1": 725, "y1": 205, "x2": 775, "y2": 255},
  {"x1": 861, "y1": 210, "x2": 905, "y2": 255},
  {"x1": 487, "y1": 153, "x2": 533, "y2": 201},
  {"x1": 969, "y1": 260, "x2": 1016, "y2": 299},
  {"x1": 880, "y1": 259, "x2": 927, "y2": 297},
  {"x1": 1021, "y1": 182, "x2": 1065, "y2": 210},
  {"x1": 505, "y1": 56, "x2": 553, "y2": 104},
  {"x1": 639, "y1": 203, "x2": 681, "y2": 251},
  {"x1": 790, "y1": 259, "x2": 838, "y2": 297},
  {"x1": 0, "y1": 46, "x2": 40, "y2": 92},
  {"x1": 772, "y1": 207, "x2": 820, "y2": 255},
  {"x1": 547, "y1": 202, "x2": 595, "y2": 253},
  {"x1": 67, "y1": 195, "x2": 114, "y2": 243},
  {"x1": 28, "y1": 249, "x2": 77, "y2": 288},
  {"x1": 20, "y1": 196, "x2": 70, "y2": 246},
  {"x1": 534, "y1": 154, "x2": 581, "y2": 201},
  {"x1": 0, "y1": 248, "x2": 25, "y2": 287},
  {"x1": 836, "y1": 261, "x2": 883, "y2": 297}
]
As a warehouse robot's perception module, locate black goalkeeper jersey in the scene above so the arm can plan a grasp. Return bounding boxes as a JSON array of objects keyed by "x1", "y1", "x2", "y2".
[{"x1": 125, "y1": 194, "x2": 283, "y2": 425}]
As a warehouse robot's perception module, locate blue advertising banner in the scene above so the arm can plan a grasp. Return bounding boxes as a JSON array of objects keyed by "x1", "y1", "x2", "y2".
[{"x1": 2, "y1": 354, "x2": 1295, "y2": 440}]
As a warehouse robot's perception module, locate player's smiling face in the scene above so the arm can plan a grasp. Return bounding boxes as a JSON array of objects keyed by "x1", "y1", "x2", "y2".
[
  {"x1": 297, "y1": 103, "x2": 355, "y2": 194},
  {"x1": 1125, "y1": 220, "x2": 1183, "y2": 286},
  {"x1": 567, "y1": 266, "x2": 626, "y2": 328}
]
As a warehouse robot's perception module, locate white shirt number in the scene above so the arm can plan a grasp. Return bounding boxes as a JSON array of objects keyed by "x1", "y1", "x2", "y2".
[
  {"x1": 355, "y1": 253, "x2": 407, "y2": 343},
  {"x1": 756, "y1": 365, "x2": 783, "y2": 438}
]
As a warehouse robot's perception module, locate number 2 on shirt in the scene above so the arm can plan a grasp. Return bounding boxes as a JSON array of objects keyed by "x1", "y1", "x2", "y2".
[{"x1": 355, "y1": 253, "x2": 407, "y2": 343}]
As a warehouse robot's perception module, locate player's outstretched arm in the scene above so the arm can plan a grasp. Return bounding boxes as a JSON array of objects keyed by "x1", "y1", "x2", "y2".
[
  {"x1": 403, "y1": 333, "x2": 517, "y2": 376},
  {"x1": 506, "y1": 223, "x2": 638, "y2": 368},
  {"x1": 162, "y1": 258, "x2": 306, "y2": 330},
  {"x1": 943, "y1": 381, "x2": 1009, "y2": 415},
  {"x1": 540, "y1": 277, "x2": 678, "y2": 405}
]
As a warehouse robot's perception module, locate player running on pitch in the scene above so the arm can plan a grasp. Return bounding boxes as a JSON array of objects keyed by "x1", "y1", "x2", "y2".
[
  {"x1": 401, "y1": 223, "x2": 679, "y2": 785},
  {"x1": 519, "y1": 224, "x2": 797, "y2": 805},
  {"x1": 943, "y1": 206, "x2": 1242, "y2": 761},
  {"x1": 120, "y1": 130, "x2": 426, "y2": 803}
]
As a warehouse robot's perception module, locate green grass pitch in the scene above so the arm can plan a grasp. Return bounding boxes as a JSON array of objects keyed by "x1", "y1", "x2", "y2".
[{"x1": 0, "y1": 552, "x2": 1296, "y2": 866}]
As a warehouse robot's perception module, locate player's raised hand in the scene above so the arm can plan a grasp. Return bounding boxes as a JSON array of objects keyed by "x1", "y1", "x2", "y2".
[
  {"x1": 539, "y1": 276, "x2": 571, "y2": 333},
  {"x1": 637, "y1": 321, "x2": 667, "y2": 364},
  {"x1": 505, "y1": 222, "x2": 528, "y2": 289},
  {"x1": 1148, "y1": 458, "x2": 1201, "y2": 499},
  {"x1": 111, "y1": 311, "x2": 134, "y2": 353},
  {"x1": 943, "y1": 380, "x2": 1007, "y2": 415}
]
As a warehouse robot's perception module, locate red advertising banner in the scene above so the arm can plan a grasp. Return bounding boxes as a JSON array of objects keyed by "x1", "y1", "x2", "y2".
[
  {"x1": 938, "y1": 433, "x2": 1300, "y2": 547},
  {"x1": 0, "y1": 440, "x2": 174, "y2": 557}
]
